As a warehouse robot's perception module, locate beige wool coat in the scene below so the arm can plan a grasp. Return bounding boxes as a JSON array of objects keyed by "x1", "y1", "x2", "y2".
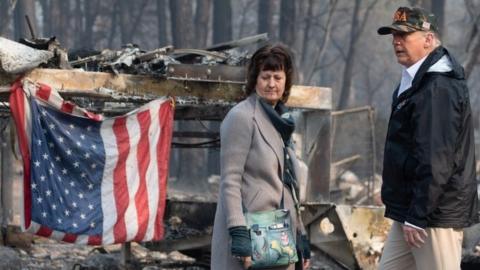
[{"x1": 211, "y1": 94, "x2": 303, "y2": 270}]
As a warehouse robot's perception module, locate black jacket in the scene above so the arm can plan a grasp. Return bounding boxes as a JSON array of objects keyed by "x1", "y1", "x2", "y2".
[{"x1": 382, "y1": 46, "x2": 479, "y2": 228}]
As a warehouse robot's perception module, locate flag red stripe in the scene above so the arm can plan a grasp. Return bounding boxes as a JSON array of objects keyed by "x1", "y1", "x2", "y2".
[
  {"x1": 88, "y1": 235, "x2": 102, "y2": 245},
  {"x1": 36, "y1": 226, "x2": 53, "y2": 237},
  {"x1": 62, "y1": 233, "x2": 77, "y2": 243},
  {"x1": 60, "y1": 102, "x2": 75, "y2": 113},
  {"x1": 112, "y1": 117, "x2": 130, "y2": 243},
  {"x1": 36, "y1": 84, "x2": 51, "y2": 101},
  {"x1": 85, "y1": 111, "x2": 102, "y2": 121},
  {"x1": 133, "y1": 110, "x2": 151, "y2": 241},
  {"x1": 154, "y1": 103, "x2": 174, "y2": 239},
  {"x1": 9, "y1": 82, "x2": 32, "y2": 228}
]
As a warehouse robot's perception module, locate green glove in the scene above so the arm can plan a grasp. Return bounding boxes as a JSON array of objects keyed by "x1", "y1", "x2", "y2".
[
  {"x1": 228, "y1": 226, "x2": 252, "y2": 257},
  {"x1": 299, "y1": 234, "x2": 311, "y2": 259}
]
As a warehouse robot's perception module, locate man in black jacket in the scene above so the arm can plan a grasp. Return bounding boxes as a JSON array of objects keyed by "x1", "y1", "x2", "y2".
[{"x1": 377, "y1": 7, "x2": 479, "y2": 270}]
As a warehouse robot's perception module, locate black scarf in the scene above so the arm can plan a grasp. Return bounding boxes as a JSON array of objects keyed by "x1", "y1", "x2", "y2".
[
  {"x1": 259, "y1": 98, "x2": 295, "y2": 145},
  {"x1": 259, "y1": 98, "x2": 298, "y2": 190}
]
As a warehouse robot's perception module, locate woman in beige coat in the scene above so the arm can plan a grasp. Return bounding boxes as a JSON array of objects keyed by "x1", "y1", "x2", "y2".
[{"x1": 211, "y1": 44, "x2": 310, "y2": 270}]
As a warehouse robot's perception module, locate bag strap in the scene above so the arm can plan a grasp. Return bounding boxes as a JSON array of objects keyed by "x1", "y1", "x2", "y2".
[
  {"x1": 288, "y1": 181, "x2": 307, "y2": 236},
  {"x1": 283, "y1": 146, "x2": 308, "y2": 237}
]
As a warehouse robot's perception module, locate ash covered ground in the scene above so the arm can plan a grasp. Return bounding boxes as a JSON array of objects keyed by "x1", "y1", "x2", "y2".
[{"x1": 0, "y1": 233, "x2": 346, "y2": 270}]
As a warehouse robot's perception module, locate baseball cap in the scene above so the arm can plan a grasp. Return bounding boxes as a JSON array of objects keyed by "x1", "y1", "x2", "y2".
[{"x1": 377, "y1": 7, "x2": 438, "y2": 35}]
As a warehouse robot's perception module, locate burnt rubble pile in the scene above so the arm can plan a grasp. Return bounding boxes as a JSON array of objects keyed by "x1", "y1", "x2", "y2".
[
  {"x1": 1, "y1": 34, "x2": 270, "y2": 115},
  {"x1": 16, "y1": 34, "x2": 269, "y2": 80}
]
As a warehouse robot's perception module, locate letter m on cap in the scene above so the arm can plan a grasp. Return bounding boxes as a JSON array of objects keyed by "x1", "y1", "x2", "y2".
[{"x1": 394, "y1": 10, "x2": 407, "y2": 22}]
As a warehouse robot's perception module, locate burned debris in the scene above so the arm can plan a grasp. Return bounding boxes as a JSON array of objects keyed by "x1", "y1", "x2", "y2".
[
  {"x1": 0, "y1": 33, "x2": 345, "y2": 270},
  {"x1": 68, "y1": 34, "x2": 269, "y2": 79},
  {"x1": 3, "y1": 32, "x2": 477, "y2": 270}
]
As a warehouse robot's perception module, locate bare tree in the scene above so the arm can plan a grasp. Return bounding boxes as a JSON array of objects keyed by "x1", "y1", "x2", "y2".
[
  {"x1": 195, "y1": 0, "x2": 212, "y2": 47},
  {"x1": 337, "y1": 0, "x2": 378, "y2": 109},
  {"x1": 213, "y1": 0, "x2": 232, "y2": 43},
  {"x1": 362, "y1": 58, "x2": 389, "y2": 106},
  {"x1": 300, "y1": 0, "x2": 315, "y2": 65},
  {"x1": 119, "y1": 0, "x2": 150, "y2": 45},
  {"x1": 407, "y1": 0, "x2": 429, "y2": 8},
  {"x1": 51, "y1": 0, "x2": 70, "y2": 46},
  {"x1": 156, "y1": 0, "x2": 168, "y2": 47},
  {"x1": 0, "y1": 0, "x2": 18, "y2": 36},
  {"x1": 258, "y1": 0, "x2": 275, "y2": 37},
  {"x1": 119, "y1": 0, "x2": 131, "y2": 44},
  {"x1": 337, "y1": 0, "x2": 362, "y2": 109},
  {"x1": 170, "y1": 0, "x2": 194, "y2": 48},
  {"x1": 50, "y1": 1, "x2": 62, "y2": 38},
  {"x1": 38, "y1": 0, "x2": 51, "y2": 37},
  {"x1": 279, "y1": 0, "x2": 295, "y2": 47},
  {"x1": 237, "y1": 0, "x2": 256, "y2": 39},
  {"x1": 129, "y1": 0, "x2": 150, "y2": 44},
  {"x1": 108, "y1": 1, "x2": 120, "y2": 48},
  {"x1": 80, "y1": 1, "x2": 101, "y2": 49},
  {"x1": 431, "y1": 0, "x2": 445, "y2": 36},
  {"x1": 72, "y1": 0, "x2": 100, "y2": 49},
  {"x1": 13, "y1": 0, "x2": 27, "y2": 40},
  {"x1": 306, "y1": 0, "x2": 338, "y2": 84},
  {"x1": 73, "y1": 0, "x2": 82, "y2": 42},
  {"x1": 463, "y1": 0, "x2": 480, "y2": 78}
]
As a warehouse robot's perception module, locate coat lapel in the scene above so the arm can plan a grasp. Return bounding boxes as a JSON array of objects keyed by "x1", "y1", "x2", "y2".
[{"x1": 251, "y1": 95, "x2": 284, "y2": 172}]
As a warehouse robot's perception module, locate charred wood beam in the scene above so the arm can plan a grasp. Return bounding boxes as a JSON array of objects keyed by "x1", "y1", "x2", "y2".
[
  {"x1": 25, "y1": 15, "x2": 36, "y2": 39},
  {"x1": 206, "y1": 33, "x2": 268, "y2": 52},
  {"x1": 171, "y1": 139, "x2": 219, "y2": 148},
  {"x1": 0, "y1": 87, "x2": 11, "y2": 101},
  {"x1": 166, "y1": 64, "x2": 245, "y2": 83},
  {"x1": 0, "y1": 69, "x2": 244, "y2": 101},
  {"x1": 331, "y1": 106, "x2": 372, "y2": 116},
  {"x1": 173, "y1": 131, "x2": 219, "y2": 139},
  {"x1": 172, "y1": 49, "x2": 227, "y2": 61},
  {"x1": 173, "y1": 105, "x2": 231, "y2": 120},
  {"x1": 174, "y1": 33, "x2": 268, "y2": 62},
  {"x1": 331, "y1": 154, "x2": 361, "y2": 168},
  {"x1": 0, "y1": 69, "x2": 332, "y2": 110},
  {"x1": 63, "y1": 104, "x2": 231, "y2": 121}
]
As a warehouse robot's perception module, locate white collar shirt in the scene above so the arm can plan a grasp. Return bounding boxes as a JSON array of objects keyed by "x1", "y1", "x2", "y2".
[{"x1": 398, "y1": 55, "x2": 428, "y2": 97}]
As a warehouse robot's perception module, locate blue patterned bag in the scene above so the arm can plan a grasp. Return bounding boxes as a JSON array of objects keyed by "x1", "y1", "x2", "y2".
[{"x1": 245, "y1": 208, "x2": 298, "y2": 268}]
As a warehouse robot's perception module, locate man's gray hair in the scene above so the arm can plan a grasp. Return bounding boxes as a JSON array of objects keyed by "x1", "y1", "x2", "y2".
[{"x1": 427, "y1": 31, "x2": 442, "y2": 47}]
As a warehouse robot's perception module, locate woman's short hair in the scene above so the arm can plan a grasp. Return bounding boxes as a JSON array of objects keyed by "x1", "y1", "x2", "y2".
[{"x1": 245, "y1": 44, "x2": 295, "y2": 103}]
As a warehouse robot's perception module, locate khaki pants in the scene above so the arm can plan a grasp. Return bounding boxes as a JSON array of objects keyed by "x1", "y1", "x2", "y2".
[{"x1": 378, "y1": 221, "x2": 463, "y2": 270}]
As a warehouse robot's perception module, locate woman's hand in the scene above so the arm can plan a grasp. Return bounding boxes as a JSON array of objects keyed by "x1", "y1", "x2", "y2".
[
  {"x1": 299, "y1": 234, "x2": 311, "y2": 269},
  {"x1": 234, "y1": 256, "x2": 252, "y2": 269},
  {"x1": 229, "y1": 226, "x2": 252, "y2": 268}
]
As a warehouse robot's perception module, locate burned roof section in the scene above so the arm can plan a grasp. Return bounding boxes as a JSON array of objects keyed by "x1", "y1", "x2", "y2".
[
  {"x1": 0, "y1": 33, "x2": 272, "y2": 117},
  {"x1": 68, "y1": 33, "x2": 269, "y2": 80}
]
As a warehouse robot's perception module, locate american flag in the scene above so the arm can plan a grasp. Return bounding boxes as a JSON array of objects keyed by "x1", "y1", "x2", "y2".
[{"x1": 9, "y1": 80, "x2": 174, "y2": 245}]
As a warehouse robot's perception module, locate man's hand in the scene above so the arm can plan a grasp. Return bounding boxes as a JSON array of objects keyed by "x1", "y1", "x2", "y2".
[
  {"x1": 303, "y1": 258, "x2": 311, "y2": 269},
  {"x1": 402, "y1": 224, "x2": 428, "y2": 248}
]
